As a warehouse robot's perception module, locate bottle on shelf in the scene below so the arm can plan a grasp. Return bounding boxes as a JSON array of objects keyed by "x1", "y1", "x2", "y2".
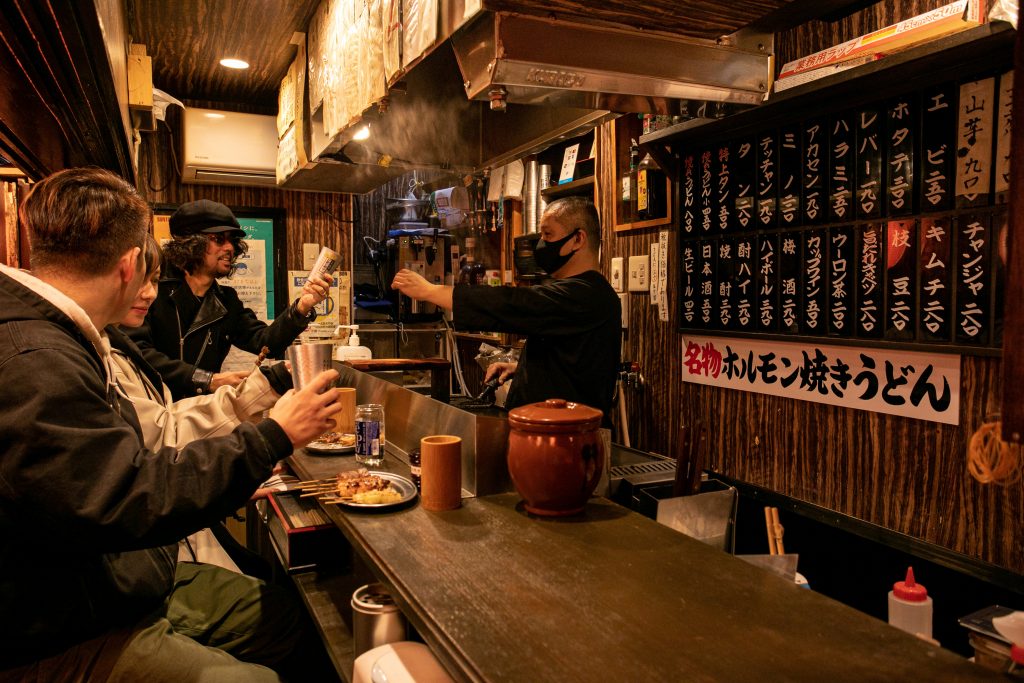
[
  {"x1": 459, "y1": 236, "x2": 487, "y2": 286},
  {"x1": 636, "y1": 150, "x2": 666, "y2": 221},
  {"x1": 621, "y1": 139, "x2": 639, "y2": 224}
]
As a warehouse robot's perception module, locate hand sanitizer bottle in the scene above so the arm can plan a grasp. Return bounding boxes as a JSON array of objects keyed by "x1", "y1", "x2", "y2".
[{"x1": 334, "y1": 325, "x2": 372, "y2": 361}]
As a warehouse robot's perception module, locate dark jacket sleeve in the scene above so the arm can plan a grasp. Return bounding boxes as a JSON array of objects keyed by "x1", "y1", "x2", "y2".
[
  {"x1": 0, "y1": 335, "x2": 292, "y2": 552},
  {"x1": 226, "y1": 290, "x2": 315, "y2": 359},
  {"x1": 452, "y1": 276, "x2": 613, "y2": 336},
  {"x1": 126, "y1": 318, "x2": 211, "y2": 397}
]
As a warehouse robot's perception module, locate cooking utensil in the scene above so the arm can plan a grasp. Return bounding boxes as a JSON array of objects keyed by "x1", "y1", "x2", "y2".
[{"x1": 673, "y1": 421, "x2": 705, "y2": 496}]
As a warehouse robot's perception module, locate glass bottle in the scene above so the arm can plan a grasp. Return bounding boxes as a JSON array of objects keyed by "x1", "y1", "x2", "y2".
[
  {"x1": 636, "y1": 151, "x2": 666, "y2": 221},
  {"x1": 355, "y1": 404, "x2": 385, "y2": 467},
  {"x1": 459, "y1": 237, "x2": 486, "y2": 285},
  {"x1": 622, "y1": 139, "x2": 639, "y2": 223}
]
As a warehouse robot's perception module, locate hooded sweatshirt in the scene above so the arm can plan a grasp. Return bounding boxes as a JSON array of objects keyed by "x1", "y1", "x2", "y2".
[{"x1": 0, "y1": 265, "x2": 293, "y2": 667}]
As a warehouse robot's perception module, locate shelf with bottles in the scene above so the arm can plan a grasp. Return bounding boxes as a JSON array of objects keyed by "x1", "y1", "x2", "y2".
[
  {"x1": 536, "y1": 130, "x2": 597, "y2": 202},
  {"x1": 613, "y1": 116, "x2": 672, "y2": 232}
]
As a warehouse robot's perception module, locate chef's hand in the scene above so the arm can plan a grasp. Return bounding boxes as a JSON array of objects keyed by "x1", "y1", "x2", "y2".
[
  {"x1": 391, "y1": 269, "x2": 454, "y2": 309},
  {"x1": 269, "y1": 369, "x2": 342, "y2": 448},
  {"x1": 297, "y1": 273, "x2": 333, "y2": 315},
  {"x1": 484, "y1": 361, "x2": 517, "y2": 384},
  {"x1": 391, "y1": 268, "x2": 432, "y2": 299},
  {"x1": 210, "y1": 370, "x2": 249, "y2": 391}
]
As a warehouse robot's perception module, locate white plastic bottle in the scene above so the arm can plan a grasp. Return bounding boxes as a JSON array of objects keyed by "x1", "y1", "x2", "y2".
[
  {"x1": 334, "y1": 325, "x2": 372, "y2": 362},
  {"x1": 888, "y1": 567, "x2": 932, "y2": 639}
]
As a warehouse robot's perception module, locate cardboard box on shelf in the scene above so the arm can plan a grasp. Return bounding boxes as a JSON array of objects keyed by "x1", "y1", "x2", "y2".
[{"x1": 779, "y1": 0, "x2": 985, "y2": 80}]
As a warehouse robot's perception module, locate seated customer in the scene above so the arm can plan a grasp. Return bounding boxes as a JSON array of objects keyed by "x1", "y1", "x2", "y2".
[
  {"x1": 0, "y1": 167, "x2": 341, "y2": 681},
  {"x1": 109, "y1": 235, "x2": 292, "y2": 573}
]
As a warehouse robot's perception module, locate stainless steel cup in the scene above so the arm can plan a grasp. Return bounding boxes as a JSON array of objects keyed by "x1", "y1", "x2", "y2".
[{"x1": 285, "y1": 343, "x2": 334, "y2": 391}]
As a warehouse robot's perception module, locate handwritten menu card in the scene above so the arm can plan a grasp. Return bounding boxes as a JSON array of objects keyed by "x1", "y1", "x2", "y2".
[{"x1": 677, "y1": 69, "x2": 1006, "y2": 351}]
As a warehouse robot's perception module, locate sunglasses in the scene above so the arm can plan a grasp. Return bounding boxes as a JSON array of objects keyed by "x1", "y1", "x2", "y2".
[{"x1": 207, "y1": 233, "x2": 238, "y2": 245}]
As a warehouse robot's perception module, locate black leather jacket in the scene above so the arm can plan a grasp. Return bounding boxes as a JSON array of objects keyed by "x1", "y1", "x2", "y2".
[{"x1": 127, "y1": 267, "x2": 315, "y2": 399}]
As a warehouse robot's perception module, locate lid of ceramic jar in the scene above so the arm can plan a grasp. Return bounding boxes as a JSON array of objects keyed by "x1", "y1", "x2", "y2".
[{"x1": 508, "y1": 398, "x2": 602, "y2": 429}]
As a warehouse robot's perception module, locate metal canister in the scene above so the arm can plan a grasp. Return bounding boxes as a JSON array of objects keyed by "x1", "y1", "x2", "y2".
[
  {"x1": 408, "y1": 448, "x2": 421, "y2": 491},
  {"x1": 307, "y1": 246, "x2": 339, "y2": 284},
  {"x1": 355, "y1": 403, "x2": 385, "y2": 466}
]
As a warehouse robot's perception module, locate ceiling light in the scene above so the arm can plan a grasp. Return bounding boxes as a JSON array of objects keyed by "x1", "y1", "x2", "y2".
[
  {"x1": 353, "y1": 125, "x2": 370, "y2": 141},
  {"x1": 219, "y1": 58, "x2": 249, "y2": 69},
  {"x1": 203, "y1": 112, "x2": 226, "y2": 119}
]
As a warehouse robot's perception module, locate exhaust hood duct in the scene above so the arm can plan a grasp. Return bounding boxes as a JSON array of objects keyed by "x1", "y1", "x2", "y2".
[{"x1": 451, "y1": 12, "x2": 773, "y2": 114}]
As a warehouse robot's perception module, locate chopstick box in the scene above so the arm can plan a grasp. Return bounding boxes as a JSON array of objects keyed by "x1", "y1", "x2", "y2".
[{"x1": 265, "y1": 491, "x2": 344, "y2": 572}]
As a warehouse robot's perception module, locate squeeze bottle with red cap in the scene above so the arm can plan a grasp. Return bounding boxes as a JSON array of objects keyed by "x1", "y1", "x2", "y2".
[{"x1": 888, "y1": 567, "x2": 932, "y2": 638}]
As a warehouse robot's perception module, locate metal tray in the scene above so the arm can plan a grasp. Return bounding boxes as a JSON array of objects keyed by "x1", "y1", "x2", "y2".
[{"x1": 329, "y1": 472, "x2": 418, "y2": 510}]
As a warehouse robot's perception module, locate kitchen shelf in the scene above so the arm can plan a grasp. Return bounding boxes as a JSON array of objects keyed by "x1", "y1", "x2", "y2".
[
  {"x1": 640, "y1": 22, "x2": 1015, "y2": 149},
  {"x1": 541, "y1": 175, "x2": 595, "y2": 200}
]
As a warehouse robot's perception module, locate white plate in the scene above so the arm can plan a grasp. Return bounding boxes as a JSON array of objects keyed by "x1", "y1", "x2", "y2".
[
  {"x1": 329, "y1": 472, "x2": 417, "y2": 510},
  {"x1": 305, "y1": 435, "x2": 356, "y2": 454}
]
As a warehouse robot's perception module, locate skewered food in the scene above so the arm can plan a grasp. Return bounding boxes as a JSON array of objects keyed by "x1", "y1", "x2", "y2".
[{"x1": 315, "y1": 432, "x2": 356, "y2": 446}]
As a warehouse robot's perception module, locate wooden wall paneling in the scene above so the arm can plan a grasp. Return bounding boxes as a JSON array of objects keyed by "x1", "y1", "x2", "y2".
[
  {"x1": 136, "y1": 107, "x2": 352, "y2": 276},
  {"x1": 1001, "y1": 3, "x2": 1024, "y2": 442},
  {"x1": 596, "y1": 2, "x2": 1024, "y2": 573},
  {"x1": 599, "y1": 120, "x2": 681, "y2": 458}
]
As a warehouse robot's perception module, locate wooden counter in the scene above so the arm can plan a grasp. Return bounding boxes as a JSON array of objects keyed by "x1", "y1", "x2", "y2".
[{"x1": 288, "y1": 451, "x2": 999, "y2": 683}]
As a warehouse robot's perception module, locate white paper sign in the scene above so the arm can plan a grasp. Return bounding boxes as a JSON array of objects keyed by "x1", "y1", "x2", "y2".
[
  {"x1": 559, "y1": 143, "x2": 580, "y2": 184},
  {"x1": 658, "y1": 230, "x2": 670, "y2": 322},
  {"x1": 649, "y1": 242, "x2": 660, "y2": 307},
  {"x1": 680, "y1": 335, "x2": 960, "y2": 425}
]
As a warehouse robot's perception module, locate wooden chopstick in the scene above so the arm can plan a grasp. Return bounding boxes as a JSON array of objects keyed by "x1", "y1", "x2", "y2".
[
  {"x1": 771, "y1": 507, "x2": 785, "y2": 555},
  {"x1": 764, "y1": 507, "x2": 777, "y2": 555}
]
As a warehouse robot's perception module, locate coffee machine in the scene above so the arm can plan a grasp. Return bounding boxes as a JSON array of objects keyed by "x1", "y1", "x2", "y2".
[{"x1": 386, "y1": 224, "x2": 451, "y2": 321}]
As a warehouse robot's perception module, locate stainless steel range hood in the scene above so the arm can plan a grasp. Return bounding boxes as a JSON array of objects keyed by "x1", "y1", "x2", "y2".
[{"x1": 451, "y1": 12, "x2": 773, "y2": 114}]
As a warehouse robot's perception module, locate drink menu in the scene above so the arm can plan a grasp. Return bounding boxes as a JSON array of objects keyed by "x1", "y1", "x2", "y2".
[{"x1": 678, "y1": 71, "x2": 1005, "y2": 350}]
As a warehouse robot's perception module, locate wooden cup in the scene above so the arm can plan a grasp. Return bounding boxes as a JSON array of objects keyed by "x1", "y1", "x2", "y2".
[
  {"x1": 337, "y1": 387, "x2": 357, "y2": 434},
  {"x1": 420, "y1": 435, "x2": 462, "y2": 511}
]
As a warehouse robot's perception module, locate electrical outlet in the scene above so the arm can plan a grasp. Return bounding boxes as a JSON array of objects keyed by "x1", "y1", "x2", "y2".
[
  {"x1": 627, "y1": 255, "x2": 649, "y2": 292},
  {"x1": 610, "y1": 257, "x2": 624, "y2": 292},
  {"x1": 619, "y1": 292, "x2": 628, "y2": 328},
  {"x1": 302, "y1": 243, "x2": 320, "y2": 270}
]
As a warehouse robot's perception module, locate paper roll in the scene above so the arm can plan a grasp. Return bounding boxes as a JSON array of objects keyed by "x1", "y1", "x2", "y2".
[{"x1": 420, "y1": 435, "x2": 462, "y2": 511}]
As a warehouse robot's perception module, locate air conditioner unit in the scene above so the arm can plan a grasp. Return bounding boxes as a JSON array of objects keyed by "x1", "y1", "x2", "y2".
[{"x1": 181, "y1": 108, "x2": 278, "y2": 187}]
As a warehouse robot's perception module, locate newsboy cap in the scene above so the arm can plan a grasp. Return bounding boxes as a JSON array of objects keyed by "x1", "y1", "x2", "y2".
[{"x1": 169, "y1": 199, "x2": 246, "y2": 239}]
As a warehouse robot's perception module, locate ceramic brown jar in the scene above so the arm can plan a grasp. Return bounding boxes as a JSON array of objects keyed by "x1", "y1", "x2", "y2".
[{"x1": 507, "y1": 398, "x2": 604, "y2": 516}]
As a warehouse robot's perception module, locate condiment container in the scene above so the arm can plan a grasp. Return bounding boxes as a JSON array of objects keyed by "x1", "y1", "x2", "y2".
[
  {"x1": 888, "y1": 566, "x2": 932, "y2": 638},
  {"x1": 507, "y1": 398, "x2": 603, "y2": 516},
  {"x1": 351, "y1": 583, "x2": 406, "y2": 659}
]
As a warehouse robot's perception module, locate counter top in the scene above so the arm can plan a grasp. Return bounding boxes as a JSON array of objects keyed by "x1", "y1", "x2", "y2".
[{"x1": 289, "y1": 450, "x2": 998, "y2": 683}]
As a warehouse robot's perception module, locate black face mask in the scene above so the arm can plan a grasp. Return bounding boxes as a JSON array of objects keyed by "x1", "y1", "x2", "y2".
[{"x1": 533, "y1": 229, "x2": 579, "y2": 274}]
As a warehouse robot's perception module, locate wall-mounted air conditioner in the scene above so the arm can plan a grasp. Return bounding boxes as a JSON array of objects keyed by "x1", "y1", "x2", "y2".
[{"x1": 181, "y1": 108, "x2": 278, "y2": 187}]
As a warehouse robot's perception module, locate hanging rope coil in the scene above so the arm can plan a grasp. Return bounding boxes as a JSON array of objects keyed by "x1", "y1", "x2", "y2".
[{"x1": 967, "y1": 421, "x2": 1022, "y2": 485}]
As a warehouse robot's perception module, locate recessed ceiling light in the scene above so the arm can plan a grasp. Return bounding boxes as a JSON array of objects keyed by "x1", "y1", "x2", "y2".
[
  {"x1": 353, "y1": 125, "x2": 370, "y2": 141},
  {"x1": 220, "y1": 58, "x2": 249, "y2": 69},
  {"x1": 203, "y1": 112, "x2": 226, "y2": 119}
]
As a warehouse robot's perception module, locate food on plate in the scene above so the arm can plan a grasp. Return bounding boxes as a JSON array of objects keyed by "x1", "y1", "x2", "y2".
[
  {"x1": 335, "y1": 468, "x2": 401, "y2": 503},
  {"x1": 314, "y1": 432, "x2": 356, "y2": 446}
]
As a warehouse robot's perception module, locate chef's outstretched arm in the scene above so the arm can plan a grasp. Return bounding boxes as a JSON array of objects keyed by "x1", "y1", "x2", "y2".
[{"x1": 391, "y1": 268, "x2": 454, "y2": 309}]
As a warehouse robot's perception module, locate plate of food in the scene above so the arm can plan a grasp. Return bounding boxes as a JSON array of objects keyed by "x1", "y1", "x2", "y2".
[
  {"x1": 322, "y1": 469, "x2": 417, "y2": 509},
  {"x1": 305, "y1": 432, "x2": 356, "y2": 454}
]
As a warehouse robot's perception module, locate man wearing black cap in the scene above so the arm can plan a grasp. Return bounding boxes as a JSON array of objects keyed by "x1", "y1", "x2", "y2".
[{"x1": 128, "y1": 199, "x2": 332, "y2": 399}]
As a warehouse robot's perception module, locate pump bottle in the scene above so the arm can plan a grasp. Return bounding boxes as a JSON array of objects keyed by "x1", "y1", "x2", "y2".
[
  {"x1": 888, "y1": 567, "x2": 933, "y2": 639},
  {"x1": 334, "y1": 325, "x2": 372, "y2": 361}
]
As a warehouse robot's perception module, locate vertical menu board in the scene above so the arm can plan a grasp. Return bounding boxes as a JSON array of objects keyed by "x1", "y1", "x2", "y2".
[
  {"x1": 856, "y1": 224, "x2": 883, "y2": 339},
  {"x1": 778, "y1": 126, "x2": 801, "y2": 227},
  {"x1": 918, "y1": 216, "x2": 951, "y2": 342},
  {"x1": 955, "y1": 214, "x2": 991, "y2": 344},
  {"x1": 733, "y1": 139, "x2": 756, "y2": 231},
  {"x1": 886, "y1": 96, "x2": 915, "y2": 216},
  {"x1": 758, "y1": 234, "x2": 778, "y2": 332},
  {"x1": 682, "y1": 154, "x2": 697, "y2": 235},
  {"x1": 757, "y1": 132, "x2": 777, "y2": 228},
  {"x1": 828, "y1": 226, "x2": 853, "y2": 337},
  {"x1": 676, "y1": 67, "x2": 1005, "y2": 352},
  {"x1": 802, "y1": 230, "x2": 827, "y2": 334},
  {"x1": 856, "y1": 107, "x2": 883, "y2": 220}
]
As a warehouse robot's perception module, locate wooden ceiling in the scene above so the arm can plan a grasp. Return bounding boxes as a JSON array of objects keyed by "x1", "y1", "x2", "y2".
[
  {"x1": 126, "y1": 0, "x2": 805, "y2": 112},
  {"x1": 127, "y1": 0, "x2": 320, "y2": 110}
]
